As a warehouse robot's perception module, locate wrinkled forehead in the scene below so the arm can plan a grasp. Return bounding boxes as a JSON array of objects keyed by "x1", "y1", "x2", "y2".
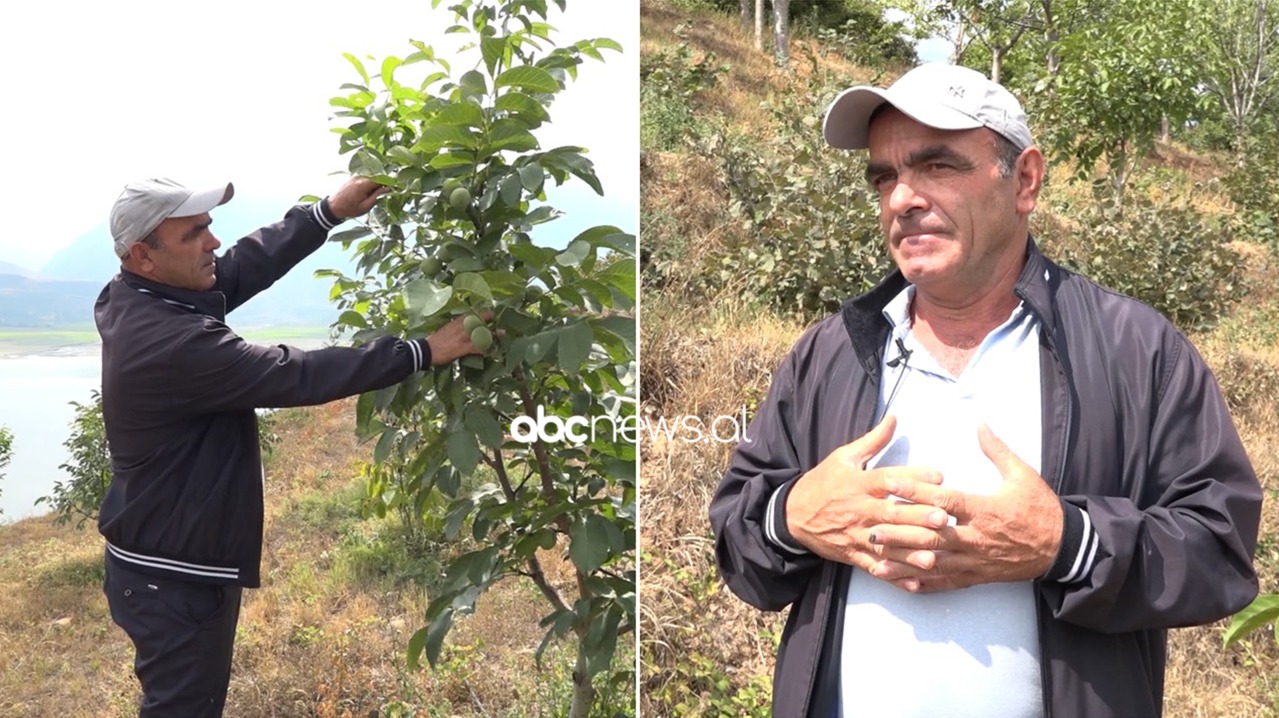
[{"x1": 866, "y1": 106, "x2": 999, "y2": 160}]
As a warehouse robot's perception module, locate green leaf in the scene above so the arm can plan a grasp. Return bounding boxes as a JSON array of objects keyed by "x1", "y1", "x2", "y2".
[
  {"x1": 459, "y1": 69, "x2": 487, "y2": 99},
  {"x1": 404, "y1": 279, "x2": 453, "y2": 318},
  {"x1": 568, "y1": 513, "x2": 612, "y2": 574},
  {"x1": 495, "y1": 92, "x2": 550, "y2": 123},
  {"x1": 446, "y1": 430, "x2": 481, "y2": 475},
  {"x1": 415, "y1": 125, "x2": 478, "y2": 152},
  {"x1": 373, "y1": 428, "x2": 397, "y2": 464},
  {"x1": 443, "y1": 498, "x2": 474, "y2": 541},
  {"x1": 558, "y1": 320, "x2": 594, "y2": 373},
  {"x1": 1224, "y1": 594, "x2": 1279, "y2": 647},
  {"x1": 596, "y1": 259, "x2": 637, "y2": 302},
  {"x1": 518, "y1": 163, "x2": 544, "y2": 192},
  {"x1": 424, "y1": 609, "x2": 454, "y2": 668},
  {"x1": 380, "y1": 56, "x2": 402, "y2": 87},
  {"x1": 342, "y1": 52, "x2": 370, "y2": 85},
  {"x1": 337, "y1": 309, "x2": 367, "y2": 329},
  {"x1": 594, "y1": 38, "x2": 623, "y2": 53},
  {"x1": 327, "y1": 226, "x2": 373, "y2": 244},
  {"x1": 464, "y1": 405, "x2": 506, "y2": 449},
  {"x1": 407, "y1": 626, "x2": 429, "y2": 669},
  {"x1": 582, "y1": 603, "x2": 623, "y2": 678},
  {"x1": 495, "y1": 65, "x2": 559, "y2": 93},
  {"x1": 453, "y1": 272, "x2": 493, "y2": 301},
  {"x1": 481, "y1": 35, "x2": 506, "y2": 75},
  {"x1": 386, "y1": 145, "x2": 418, "y2": 166},
  {"x1": 430, "y1": 152, "x2": 474, "y2": 170},
  {"x1": 435, "y1": 102, "x2": 485, "y2": 128}
]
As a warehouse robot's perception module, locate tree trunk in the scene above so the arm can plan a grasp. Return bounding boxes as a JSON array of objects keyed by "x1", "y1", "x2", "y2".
[
  {"x1": 1161, "y1": 113, "x2": 1170, "y2": 142},
  {"x1": 568, "y1": 639, "x2": 595, "y2": 718},
  {"x1": 740, "y1": 0, "x2": 751, "y2": 31},
  {"x1": 754, "y1": 0, "x2": 765, "y2": 50},
  {"x1": 991, "y1": 49, "x2": 1003, "y2": 84},
  {"x1": 772, "y1": 0, "x2": 791, "y2": 67}
]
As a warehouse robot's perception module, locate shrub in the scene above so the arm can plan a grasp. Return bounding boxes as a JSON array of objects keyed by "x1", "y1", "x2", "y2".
[
  {"x1": 1036, "y1": 190, "x2": 1244, "y2": 333},
  {"x1": 707, "y1": 61, "x2": 893, "y2": 318},
  {"x1": 0, "y1": 426, "x2": 12, "y2": 518},
  {"x1": 640, "y1": 24, "x2": 729, "y2": 152},
  {"x1": 39, "y1": 390, "x2": 111, "y2": 529}
]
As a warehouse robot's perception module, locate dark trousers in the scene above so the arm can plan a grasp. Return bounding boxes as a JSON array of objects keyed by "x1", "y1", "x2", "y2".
[{"x1": 104, "y1": 557, "x2": 243, "y2": 717}]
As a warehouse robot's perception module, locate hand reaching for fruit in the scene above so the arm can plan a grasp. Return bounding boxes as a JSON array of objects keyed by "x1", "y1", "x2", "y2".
[{"x1": 427, "y1": 312, "x2": 495, "y2": 365}]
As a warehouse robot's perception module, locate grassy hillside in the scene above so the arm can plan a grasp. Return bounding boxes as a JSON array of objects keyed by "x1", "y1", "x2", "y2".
[
  {"x1": 0, "y1": 399, "x2": 621, "y2": 717},
  {"x1": 639, "y1": 2, "x2": 1279, "y2": 716}
]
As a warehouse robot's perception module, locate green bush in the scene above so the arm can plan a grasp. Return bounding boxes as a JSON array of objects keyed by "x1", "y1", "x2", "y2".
[
  {"x1": 39, "y1": 390, "x2": 286, "y2": 528},
  {"x1": 38, "y1": 390, "x2": 111, "y2": 529},
  {"x1": 0, "y1": 426, "x2": 12, "y2": 518},
  {"x1": 640, "y1": 24, "x2": 729, "y2": 151},
  {"x1": 707, "y1": 64, "x2": 893, "y2": 318},
  {"x1": 1037, "y1": 191, "x2": 1244, "y2": 333}
]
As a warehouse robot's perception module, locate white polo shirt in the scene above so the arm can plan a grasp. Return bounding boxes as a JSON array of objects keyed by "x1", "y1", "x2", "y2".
[{"x1": 839, "y1": 285, "x2": 1045, "y2": 718}]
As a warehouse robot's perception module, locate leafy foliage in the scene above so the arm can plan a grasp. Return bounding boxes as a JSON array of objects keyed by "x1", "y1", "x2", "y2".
[
  {"x1": 1224, "y1": 594, "x2": 1279, "y2": 648},
  {"x1": 1036, "y1": 190, "x2": 1244, "y2": 333},
  {"x1": 702, "y1": 58, "x2": 893, "y2": 318},
  {"x1": 640, "y1": 23, "x2": 729, "y2": 151},
  {"x1": 36, "y1": 392, "x2": 282, "y2": 529},
  {"x1": 38, "y1": 390, "x2": 111, "y2": 529},
  {"x1": 0, "y1": 426, "x2": 12, "y2": 517},
  {"x1": 319, "y1": 1, "x2": 635, "y2": 714}
]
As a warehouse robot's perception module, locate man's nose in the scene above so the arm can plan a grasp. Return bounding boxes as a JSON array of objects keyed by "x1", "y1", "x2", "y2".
[
  {"x1": 887, "y1": 178, "x2": 928, "y2": 215},
  {"x1": 207, "y1": 234, "x2": 222, "y2": 252}
]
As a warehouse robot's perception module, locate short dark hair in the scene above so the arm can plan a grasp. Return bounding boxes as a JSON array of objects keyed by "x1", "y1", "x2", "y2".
[{"x1": 993, "y1": 133, "x2": 1022, "y2": 178}]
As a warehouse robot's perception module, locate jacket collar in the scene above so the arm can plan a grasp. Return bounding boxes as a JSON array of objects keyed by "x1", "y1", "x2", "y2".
[
  {"x1": 118, "y1": 269, "x2": 227, "y2": 321},
  {"x1": 840, "y1": 236, "x2": 1060, "y2": 375}
]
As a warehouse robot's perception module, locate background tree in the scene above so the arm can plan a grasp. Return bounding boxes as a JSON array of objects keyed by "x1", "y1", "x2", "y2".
[
  {"x1": 36, "y1": 391, "x2": 111, "y2": 529},
  {"x1": 1199, "y1": 0, "x2": 1279, "y2": 163},
  {"x1": 321, "y1": 1, "x2": 635, "y2": 715},
  {"x1": 0, "y1": 427, "x2": 12, "y2": 518}
]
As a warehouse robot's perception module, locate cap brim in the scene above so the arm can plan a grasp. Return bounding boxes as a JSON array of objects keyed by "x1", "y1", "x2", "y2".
[
  {"x1": 823, "y1": 86, "x2": 984, "y2": 150},
  {"x1": 171, "y1": 182, "x2": 235, "y2": 217}
]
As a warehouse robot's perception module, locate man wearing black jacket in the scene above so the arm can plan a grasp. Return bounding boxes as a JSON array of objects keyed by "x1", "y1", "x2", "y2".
[
  {"x1": 97, "y1": 175, "x2": 481, "y2": 717},
  {"x1": 710, "y1": 63, "x2": 1261, "y2": 717}
]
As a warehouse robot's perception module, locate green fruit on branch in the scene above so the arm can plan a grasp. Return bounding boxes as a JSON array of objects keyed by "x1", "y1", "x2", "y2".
[
  {"x1": 524, "y1": 285, "x2": 544, "y2": 303},
  {"x1": 442, "y1": 179, "x2": 462, "y2": 194},
  {"x1": 470, "y1": 326, "x2": 493, "y2": 351},
  {"x1": 420, "y1": 257, "x2": 444, "y2": 276},
  {"x1": 463, "y1": 314, "x2": 484, "y2": 332},
  {"x1": 449, "y1": 187, "x2": 472, "y2": 209}
]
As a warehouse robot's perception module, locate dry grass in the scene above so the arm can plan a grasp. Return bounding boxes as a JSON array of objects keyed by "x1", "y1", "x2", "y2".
[{"x1": 0, "y1": 398, "x2": 607, "y2": 717}]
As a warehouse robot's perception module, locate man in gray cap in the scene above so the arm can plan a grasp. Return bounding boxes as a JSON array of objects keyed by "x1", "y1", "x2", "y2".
[
  {"x1": 710, "y1": 63, "x2": 1261, "y2": 717},
  {"x1": 97, "y1": 175, "x2": 482, "y2": 716}
]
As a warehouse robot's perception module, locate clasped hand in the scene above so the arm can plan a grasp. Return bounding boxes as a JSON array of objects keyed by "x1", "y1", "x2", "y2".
[{"x1": 784, "y1": 416, "x2": 1063, "y2": 593}]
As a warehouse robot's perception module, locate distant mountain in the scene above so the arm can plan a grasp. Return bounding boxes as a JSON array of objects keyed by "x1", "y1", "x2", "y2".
[
  {"x1": 0, "y1": 274, "x2": 100, "y2": 327},
  {"x1": 34, "y1": 196, "x2": 356, "y2": 328},
  {"x1": 0, "y1": 260, "x2": 42, "y2": 280}
]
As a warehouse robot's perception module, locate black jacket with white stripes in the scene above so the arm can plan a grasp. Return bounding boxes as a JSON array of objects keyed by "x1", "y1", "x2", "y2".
[
  {"x1": 95, "y1": 200, "x2": 429, "y2": 587},
  {"x1": 710, "y1": 239, "x2": 1261, "y2": 718}
]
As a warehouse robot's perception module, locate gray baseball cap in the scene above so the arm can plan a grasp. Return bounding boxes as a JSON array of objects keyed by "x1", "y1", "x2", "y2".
[
  {"x1": 109, "y1": 177, "x2": 235, "y2": 258},
  {"x1": 823, "y1": 63, "x2": 1032, "y2": 151}
]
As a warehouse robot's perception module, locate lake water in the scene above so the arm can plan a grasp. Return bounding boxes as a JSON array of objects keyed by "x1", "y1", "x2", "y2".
[
  {"x1": 0, "y1": 335, "x2": 331, "y2": 522},
  {"x1": 0, "y1": 346, "x2": 101, "y2": 521}
]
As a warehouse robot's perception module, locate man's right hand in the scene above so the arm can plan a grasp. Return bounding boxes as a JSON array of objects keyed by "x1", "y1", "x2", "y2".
[
  {"x1": 427, "y1": 312, "x2": 494, "y2": 365},
  {"x1": 785, "y1": 415, "x2": 949, "y2": 586}
]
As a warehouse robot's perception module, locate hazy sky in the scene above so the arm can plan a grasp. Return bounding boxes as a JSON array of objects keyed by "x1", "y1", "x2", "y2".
[{"x1": 0, "y1": 0, "x2": 639, "y2": 271}]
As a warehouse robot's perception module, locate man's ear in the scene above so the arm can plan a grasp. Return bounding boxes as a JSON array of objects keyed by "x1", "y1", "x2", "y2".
[
  {"x1": 125, "y1": 240, "x2": 156, "y2": 272},
  {"x1": 1015, "y1": 146, "x2": 1045, "y2": 216}
]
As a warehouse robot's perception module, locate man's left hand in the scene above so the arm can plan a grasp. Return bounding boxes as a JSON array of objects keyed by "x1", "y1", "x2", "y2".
[
  {"x1": 865, "y1": 424, "x2": 1063, "y2": 592},
  {"x1": 327, "y1": 176, "x2": 391, "y2": 219}
]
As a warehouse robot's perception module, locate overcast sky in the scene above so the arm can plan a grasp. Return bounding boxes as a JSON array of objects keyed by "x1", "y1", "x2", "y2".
[{"x1": 0, "y1": 0, "x2": 639, "y2": 271}]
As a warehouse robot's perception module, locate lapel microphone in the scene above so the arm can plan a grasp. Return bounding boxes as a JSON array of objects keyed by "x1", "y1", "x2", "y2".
[{"x1": 886, "y1": 337, "x2": 913, "y2": 369}]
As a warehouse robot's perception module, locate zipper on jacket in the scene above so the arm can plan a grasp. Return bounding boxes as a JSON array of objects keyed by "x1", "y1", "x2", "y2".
[{"x1": 1036, "y1": 349, "x2": 1072, "y2": 718}]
